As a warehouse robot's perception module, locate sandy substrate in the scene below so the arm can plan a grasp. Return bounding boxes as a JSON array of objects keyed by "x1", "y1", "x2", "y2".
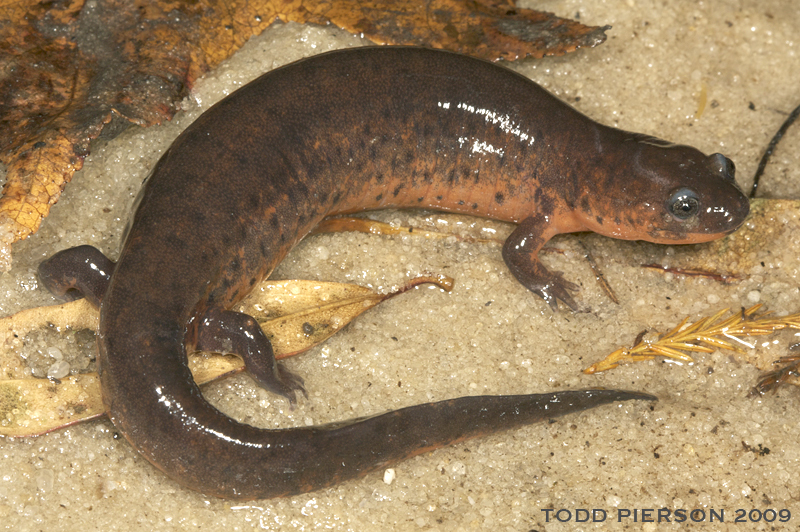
[{"x1": 2, "y1": 0, "x2": 800, "y2": 530}]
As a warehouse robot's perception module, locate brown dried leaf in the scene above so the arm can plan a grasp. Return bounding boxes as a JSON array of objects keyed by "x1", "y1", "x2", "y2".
[
  {"x1": 0, "y1": 0, "x2": 608, "y2": 269},
  {"x1": 0, "y1": 276, "x2": 452, "y2": 437},
  {"x1": 298, "y1": 0, "x2": 609, "y2": 62},
  {"x1": 0, "y1": 0, "x2": 198, "y2": 268}
]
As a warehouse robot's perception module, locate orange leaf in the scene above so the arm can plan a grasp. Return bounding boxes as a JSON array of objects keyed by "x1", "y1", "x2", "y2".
[{"x1": 0, "y1": 0, "x2": 608, "y2": 269}]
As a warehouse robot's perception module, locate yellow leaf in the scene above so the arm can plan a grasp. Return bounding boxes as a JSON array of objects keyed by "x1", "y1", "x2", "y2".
[{"x1": 0, "y1": 275, "x2": 452, "y2": 437}]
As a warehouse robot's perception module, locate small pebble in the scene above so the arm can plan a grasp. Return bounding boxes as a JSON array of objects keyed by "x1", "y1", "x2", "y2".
[{"x1": 47, "y1": 360, "x2": 70, "y2": 379}]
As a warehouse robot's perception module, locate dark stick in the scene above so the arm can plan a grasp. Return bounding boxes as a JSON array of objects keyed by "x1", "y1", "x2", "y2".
[{"x1": 750, "y1": 102, "x2": 800, "y2": 198}]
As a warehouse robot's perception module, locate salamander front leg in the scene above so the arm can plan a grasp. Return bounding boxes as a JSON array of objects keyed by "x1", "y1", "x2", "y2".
[
  {"x1": 38, "y1": 245, "x2": 115, "y2": 308},
  {"x1": 195, "y1": 308, "x2": 307, "y2": 405},
  {"x1": 502, "y1": 216, "x2": 579, "y2": 310}
]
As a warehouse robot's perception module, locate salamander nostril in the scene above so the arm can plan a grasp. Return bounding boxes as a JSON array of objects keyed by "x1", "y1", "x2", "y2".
[{"x1": 709, "y1": 153, "x2": 736, "y2": 181}]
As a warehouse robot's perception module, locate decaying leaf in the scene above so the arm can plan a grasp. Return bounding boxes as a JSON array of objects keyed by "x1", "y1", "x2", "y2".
[
  {"x1": 248, "y1": 276, "x2": 453, "y2": 358},
  {"x1": 0, "y1": 0, "x2": 609, "y2": 270},
  {"x1": 300, "y1": 0, "x2": 610, "y2": 62},
  {"x1": 0, "y1": 275, "x2": 452, "y2": 437},
  {"x1": 0, "y1": 375, "x2": 106, "y2": 437}
]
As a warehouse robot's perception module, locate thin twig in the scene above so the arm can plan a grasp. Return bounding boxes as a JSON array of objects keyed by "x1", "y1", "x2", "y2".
[{"x1": 750, "y1": 102, "x2": 800, "y2": 198}]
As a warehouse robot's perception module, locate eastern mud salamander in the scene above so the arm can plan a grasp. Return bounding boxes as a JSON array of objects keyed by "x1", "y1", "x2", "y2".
[{"x1": 38, "y1": 47, "x2": 749, "y2": 499}]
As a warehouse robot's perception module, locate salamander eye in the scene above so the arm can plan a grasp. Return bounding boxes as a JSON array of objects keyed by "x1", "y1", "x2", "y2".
[{"x1": 668, "y1": 187, "x2": 700, "y2": 220}]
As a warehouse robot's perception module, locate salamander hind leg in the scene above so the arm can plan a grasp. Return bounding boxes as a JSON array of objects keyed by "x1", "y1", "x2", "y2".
[
  {"x1": 196, "y1": 308, "x2": 307, "y2": 405},
  {"x1": 502, "y1": 216, "x2": 579, "y2": 311},
  {"x1": 38, "y1": 245, "x2": 115, "y2": 308}
]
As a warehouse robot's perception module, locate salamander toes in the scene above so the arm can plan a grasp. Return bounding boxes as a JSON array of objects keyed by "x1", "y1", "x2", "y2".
[
  {"x1": 277, "y1": 365, "x2": 308, "y2": 405},
  {"x1": 196, "y1": 308, "x2": 309, "y2": 406},
  {"x1": 246, "y1": 360, "x2": 307, "y2": 406},
  {"x1": 545, "y1": 272, "x2": 580, "y2": 311},
  {"x1": 510, "y1": 264, "x2": 580, "y2": 311}
]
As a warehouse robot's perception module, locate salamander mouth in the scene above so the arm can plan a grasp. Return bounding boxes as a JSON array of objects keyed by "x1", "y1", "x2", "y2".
[{"x1": 647, "y1": 227, "x2": 739, "y2": 244}]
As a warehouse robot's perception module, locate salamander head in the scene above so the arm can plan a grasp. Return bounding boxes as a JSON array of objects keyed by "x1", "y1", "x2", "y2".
[{"x1": 584, "y1": 139, "x2": 750, "y2": 244}]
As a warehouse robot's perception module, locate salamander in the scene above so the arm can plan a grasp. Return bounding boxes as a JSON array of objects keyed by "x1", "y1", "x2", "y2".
[{"x1": 37, "y1": 47, "x2": 749, "y2": 499}]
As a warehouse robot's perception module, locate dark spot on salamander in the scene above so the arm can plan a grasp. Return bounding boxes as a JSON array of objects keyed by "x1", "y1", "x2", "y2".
[
  {"x1": 417, "y1": 197, "x2": 424, "y2": 202},
  {"x1": 191, "y1": 209, "x2": 207, "y2": 226},
  {"x1": 446, "y1": 170, "x2": 456, "y2": 185},
  {"x1": 375, "y1": 193, "x2": 383, "y2": 202},
  {"x1": 33, "y1": 141, "x2": 46, "y2": 149},
  {"x1": 423, "y1": 170, "x2": 433, "y2": 183},
  {"x1": 249, "y1": 278, "x2": 257, "y2": 286},
  {"x1": 393, "y1": 184, "x2": 404, "y2": 197},
  {"x1": 457, "y1": 200, "x2": 465, "y2": 205},
  {"x1": 436, "y1": 195, "x2": 443, "y2": 201},
  {"x1": 218, "y1": 276, "x2": 232, "y2": 292},
  {"x1": 472, "y1": 203, "x2": 478, "y2": 209},
  {"x1": 302, "y1": 322, "x2": 314, "y2": 336},
  {"x1": 614, "y1": 217, "x2": 621, "y2": 225},
  {"x1": 595, "y1": 216, "x2": 603, "y2": 225},
  {"x1": 495, "y1": 192, "x2": 504, "y2": 204},
  {"x1": 580, "y1": 196, "x2": 590, "y2": 212},
  {"x1": 376, "y1": 173, "x2": 384, "y2": 184}
]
